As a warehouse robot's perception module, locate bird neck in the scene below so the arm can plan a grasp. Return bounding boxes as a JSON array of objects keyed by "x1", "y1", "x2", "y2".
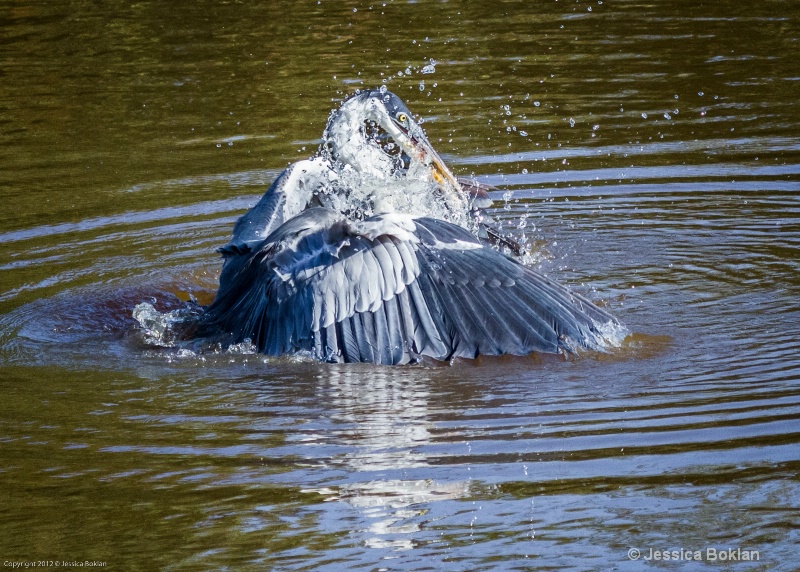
[
  {"x1": 234, "y1": 158, "x2": 334, "y2": 246},
  {"x1": 278, "y1": 158, "x2": 337, "y2": 221}
]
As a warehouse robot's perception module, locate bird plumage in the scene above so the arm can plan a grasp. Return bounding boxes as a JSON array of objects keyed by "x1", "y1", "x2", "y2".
[
  {"x1": 182, "y1": 89, "x2": 625, "y2": 363},
  {"x1": 195, "y1": 209, "x2": 618, "y2": 364}
]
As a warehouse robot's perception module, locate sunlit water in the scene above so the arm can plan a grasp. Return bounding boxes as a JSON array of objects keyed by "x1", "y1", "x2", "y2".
[{"x1": 2, "y1": 0, "x2": 799, "y2": 570}]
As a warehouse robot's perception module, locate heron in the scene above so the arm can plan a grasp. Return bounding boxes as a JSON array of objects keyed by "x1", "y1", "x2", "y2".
[{"x1": 187, "y1": 89, "x2": 623, "y2": 364}]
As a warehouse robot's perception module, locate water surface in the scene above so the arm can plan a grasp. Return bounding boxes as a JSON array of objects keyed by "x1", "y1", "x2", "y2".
[{"x1": 1, "y1": 0, "x2": 799, "y2": 569}]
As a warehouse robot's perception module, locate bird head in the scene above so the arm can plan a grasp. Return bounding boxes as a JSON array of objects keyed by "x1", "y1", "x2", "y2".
[{"x1": 322, "y1": 88, "x2": 463, "y2": 201}]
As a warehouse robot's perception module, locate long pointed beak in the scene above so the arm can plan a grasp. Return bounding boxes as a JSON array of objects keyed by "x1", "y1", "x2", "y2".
[
  {"x1": 416, "y1": 136, "x2": 461, "y2": 191},
  {"x1": 385, "y1": 120, "x2": 462, "y2": 194}
]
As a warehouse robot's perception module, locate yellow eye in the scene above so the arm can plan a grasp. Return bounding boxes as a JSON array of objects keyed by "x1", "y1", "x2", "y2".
[{"x1": 397, "y1": 113, "x2": 408, "y2": 123}]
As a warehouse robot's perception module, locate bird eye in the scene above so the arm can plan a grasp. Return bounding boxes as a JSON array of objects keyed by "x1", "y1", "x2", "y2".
[{"x1": 397, "y1": 112, "x2": 408, "y2": 124}]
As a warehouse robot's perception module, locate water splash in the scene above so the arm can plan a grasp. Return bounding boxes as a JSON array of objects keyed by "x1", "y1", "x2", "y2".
[
  {"x1": 322, "y1": 160, "x2": 469, "y2": 229},
  {"x1": 594, "y1": 319, "x2": 630, "y2": 350},
  {"x1": 421, "y1": 59, "x2": 437, "y2": 74},
  {"x1": 132, "y1": 302, "x2": 200, "y2": 348}
]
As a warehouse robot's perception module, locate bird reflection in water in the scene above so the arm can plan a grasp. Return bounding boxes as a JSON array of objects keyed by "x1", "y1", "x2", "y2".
[{"x1": 300, "y1": 366, "x2": 471, "y2": 550}]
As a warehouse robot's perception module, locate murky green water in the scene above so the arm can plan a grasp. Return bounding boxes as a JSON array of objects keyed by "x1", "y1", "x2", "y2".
[{"x1": 2, "y1": 0, "x2": 799, "y2": 569}]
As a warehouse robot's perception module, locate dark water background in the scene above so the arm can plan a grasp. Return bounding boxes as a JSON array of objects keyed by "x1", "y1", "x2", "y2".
[{"x1": 2, "y1": 1, "x2": 799, "y2": 569}]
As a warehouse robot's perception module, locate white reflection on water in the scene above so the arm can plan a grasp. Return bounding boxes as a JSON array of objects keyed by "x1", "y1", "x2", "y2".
[
  {"x1": 323, "y1": 366, "x2": 434, "y2": 471},
  {"x1": 301, "y1": 366, "x2": 471, "y2": 549}
]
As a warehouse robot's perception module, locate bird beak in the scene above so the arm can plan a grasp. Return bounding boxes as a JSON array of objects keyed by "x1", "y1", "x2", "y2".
[
  {"x1": 415, "y1": 136, "x2": 461, "y2": 192},
  {"x1": 384, "y1": 119, "x2": 463, "y2": 194}
]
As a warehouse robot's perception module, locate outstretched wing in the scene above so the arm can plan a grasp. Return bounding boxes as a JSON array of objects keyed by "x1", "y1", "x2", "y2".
[
  {"x1": 195, "y1": 209, "x2": 621, "y2": 364},
  {"x1": 196, "y1": 209, "x2": 424, "y2": 362},
  {"x1": 409, "y1": 218, "x2": 617, "y2": 358}
]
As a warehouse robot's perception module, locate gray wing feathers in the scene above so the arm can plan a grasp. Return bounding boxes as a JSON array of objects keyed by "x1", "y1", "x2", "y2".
[{"x1": 195, "y1": 209, "x2": 618, "y2": 364}]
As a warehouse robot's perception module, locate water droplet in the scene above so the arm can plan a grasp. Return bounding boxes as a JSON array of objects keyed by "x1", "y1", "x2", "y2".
[
  {"x1": 520, "y1": 130, "x2": 528, "y2": 137},
  {"x1": 522, "y1": 168, "x2": 529, "y2": 174},
  {"x1": 641, "y1": 112, "x2": 648, "y2": 119},
  {"x1": 664, "y1": 112, "x2": 672, "y2": 120},
  {"x1": 569, "y1": 118, "x2": 576, "y2": 127},
  {"x1": 379, "y1": 85, "x2": 387, "y2": 95},
  {"x1": 419, "y1": 80, "x2": 425, "y2": 91},
  {"x1": 502, "y1": 190, "x2": 514, "y2": 209}
]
